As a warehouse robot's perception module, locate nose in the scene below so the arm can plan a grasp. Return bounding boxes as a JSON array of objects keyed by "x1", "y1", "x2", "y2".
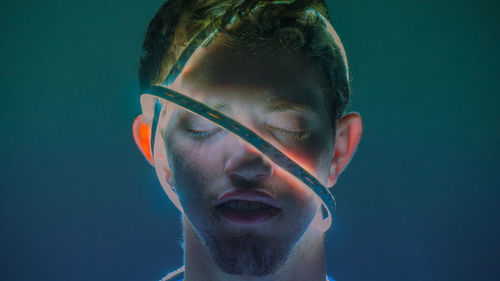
[{"x1": 224, "y1": 138, "x2": 274, "y2": 186}]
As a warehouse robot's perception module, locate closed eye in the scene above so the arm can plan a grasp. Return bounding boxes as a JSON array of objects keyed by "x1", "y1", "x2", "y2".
[
  {"x1": 186, "y1": 127, "x2": 222, "y2": 139},
  {"x1": 177, "y1": 111, "x2": 223, "y2": 140},
  {"x1": 266, "y1": 125, "x2": 311, "y2": 141}
]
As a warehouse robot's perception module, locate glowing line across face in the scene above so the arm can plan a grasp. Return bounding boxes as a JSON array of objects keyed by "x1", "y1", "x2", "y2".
[{"x1": 141, "y1": 86, "x2": 335, "y2": 226}]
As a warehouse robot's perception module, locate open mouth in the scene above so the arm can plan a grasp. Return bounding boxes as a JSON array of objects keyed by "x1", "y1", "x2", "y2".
[{"x1": 216, "y1": 200, "x2": 281, "y2": 224}]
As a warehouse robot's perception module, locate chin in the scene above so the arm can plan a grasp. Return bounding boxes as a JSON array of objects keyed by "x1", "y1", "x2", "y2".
[{"x1": 205, "y1": 230, "x2": 291, "y2": 276}]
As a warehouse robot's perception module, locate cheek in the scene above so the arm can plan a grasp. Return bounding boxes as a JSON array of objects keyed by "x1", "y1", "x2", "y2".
[
  {"x1": 164, "y1": 133, "x2": 224, "y2": 209},
  {"x1": 166, "y1": 131, "x2": 220, "y2": 176},
  {"x1": 280, "y1": 137, "x2": 333, "y2": 185},
  {"x1": 274, "y1": 167, "x2": 320, "y2": 222},
  {"x1": 272, "y1": 135, "x2": 332, "y2": 220}
]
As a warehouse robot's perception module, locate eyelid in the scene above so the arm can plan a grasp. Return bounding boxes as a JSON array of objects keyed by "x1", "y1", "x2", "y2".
[
  {"x1": 178, "y1": 113, "x2": 222, "y2": 140},
  {"x1": 265, "y1": 124, "x2": 307, "y2": 133},
  {"x1": 265, "y1": 113, "x2": 311, "y2": 132},
  {"x1": 179, "y1": 112, "x2": 218, "y2": 131},
  {"x1": 265, "y1": 124, "x2": 312, "y2": 142},
  {"x1": 187, "y1": 127, "x2": 223, "y2": 139}
]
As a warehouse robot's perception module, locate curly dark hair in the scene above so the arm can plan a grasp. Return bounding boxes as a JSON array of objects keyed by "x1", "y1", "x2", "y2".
[{"x1": 139, "y1": 0, "x2": 350, "y2": 121}]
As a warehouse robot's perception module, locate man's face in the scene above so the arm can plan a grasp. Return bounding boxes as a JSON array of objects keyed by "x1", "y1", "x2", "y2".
[{"x1": 158, "y1": 37, "x2": 336, "y2": 276}]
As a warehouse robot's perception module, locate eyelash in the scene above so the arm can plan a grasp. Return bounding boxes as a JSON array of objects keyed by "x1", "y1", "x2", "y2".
[
  {"x1": 266, "y1": 126, "x2": 311, "y2": 141},
  {"x1": 186, "y1": 126, "x2": 311, "y2": 142},
  {"x1": 275, "y1": 128, "x2": 311, "y2": 141},
  {"x1": 187, "y1": 128, "x2": 222, "y2": 139}
]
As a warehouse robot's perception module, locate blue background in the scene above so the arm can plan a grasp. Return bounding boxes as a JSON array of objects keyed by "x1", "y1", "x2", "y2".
[{"x1": 1, "y1": 0, "x2": 499, "y2": 280}]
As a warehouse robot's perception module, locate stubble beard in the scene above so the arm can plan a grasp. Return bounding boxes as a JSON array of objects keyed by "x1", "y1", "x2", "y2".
[{"x1": 203, "y1": 230, "x2": 292, "y2": 276}]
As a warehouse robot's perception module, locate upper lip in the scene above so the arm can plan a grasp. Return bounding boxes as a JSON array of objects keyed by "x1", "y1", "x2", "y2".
[{"x1": 216, "y1": 189, "x2": 280, "y2": 209}]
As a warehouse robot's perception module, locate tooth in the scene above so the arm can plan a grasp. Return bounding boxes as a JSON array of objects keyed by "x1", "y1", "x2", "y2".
[{"x1": 238, "y1": 200, "x2": 249, "y2": 211}]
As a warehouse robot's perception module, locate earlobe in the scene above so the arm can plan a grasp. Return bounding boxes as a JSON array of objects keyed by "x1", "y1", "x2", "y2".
[
  {"x1": 132, "y1": 115, "x2": 154, "y2": 165},
  {"x1": 327, "y1": 112, "x2": 363, "y2": 187},
  {"x1": 163, "y1": 167, "x2": 174, "y2": 188}
]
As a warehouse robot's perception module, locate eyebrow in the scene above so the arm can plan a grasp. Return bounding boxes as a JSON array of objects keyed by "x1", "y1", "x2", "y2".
[
  {"x1": 175, "y1": 98, "x2": 320, "y2": 132},
  {"x1": 176, "y1": 103, "x2": 229, "y2": 118},
  {"x1": 264, "y1": 100, "x2": 311, "y2": 112},
  {"x1": 176, "y1": 94, "x2": 316, "y2": 124},
  {"x1": 208, "y1": 99, "x2": 313, "y2": 114}
]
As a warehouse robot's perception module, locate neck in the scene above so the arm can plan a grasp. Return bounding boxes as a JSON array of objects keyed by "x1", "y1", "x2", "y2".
[{"x1": 182, "y1": 215, "x2": 327, "y2": 281}]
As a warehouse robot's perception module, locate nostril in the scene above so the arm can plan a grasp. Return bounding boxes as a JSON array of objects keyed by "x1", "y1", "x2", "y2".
[
  {"x1": 224, "y1": 139, "x2": 275, "y2": 187},
  {"x1": 228, "y1": 172, "x2": 269, "y2": 189},
  {"x1": 253, "y1": 172, "x2": 271, "y2": 181},
  {"x1": 229, "y1": 163, "x2": 273, "y2": 178}
]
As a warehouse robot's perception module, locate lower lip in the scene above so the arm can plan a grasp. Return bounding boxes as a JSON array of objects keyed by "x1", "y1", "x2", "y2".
[{"x1": 217, "y1": 207, "x2": 281, "y2": 224}]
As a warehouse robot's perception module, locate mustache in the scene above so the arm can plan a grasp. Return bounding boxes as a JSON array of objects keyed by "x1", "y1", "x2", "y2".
[
  {"x1": 229, "y1": 174, "x2": 263, "y2": 189},
  {"x1": 228, "y1": 173, "x2": 274, "y2": 190}
]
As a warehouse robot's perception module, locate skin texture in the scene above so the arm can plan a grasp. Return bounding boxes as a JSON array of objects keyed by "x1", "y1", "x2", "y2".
[{"x1": 133, "y1": 34, "x2": 363, "y2": 281}]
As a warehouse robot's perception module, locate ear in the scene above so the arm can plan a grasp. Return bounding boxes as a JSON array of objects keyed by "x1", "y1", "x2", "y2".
[
  {"x1": 132, "y1": 114, "x2": 175, "y2": 188},
  {"x1": 132, "y1": 115, "x2": 154, "y2": 165},
  {"x1": 133, "y1": 114, "x2": 181, "y2": 211},
  {"x1": 327, "y1": 112, "x2": 363, "y2": 187}
]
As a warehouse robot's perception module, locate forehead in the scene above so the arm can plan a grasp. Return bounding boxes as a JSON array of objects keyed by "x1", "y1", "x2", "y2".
[{"x1": 172, "y1": 36, "x2": 331, "y2": 114}]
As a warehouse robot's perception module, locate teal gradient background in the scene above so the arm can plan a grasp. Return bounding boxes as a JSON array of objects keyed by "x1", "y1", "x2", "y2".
[{"x1": 1, "y1": 0, "x2": 498, "y2": 280}]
